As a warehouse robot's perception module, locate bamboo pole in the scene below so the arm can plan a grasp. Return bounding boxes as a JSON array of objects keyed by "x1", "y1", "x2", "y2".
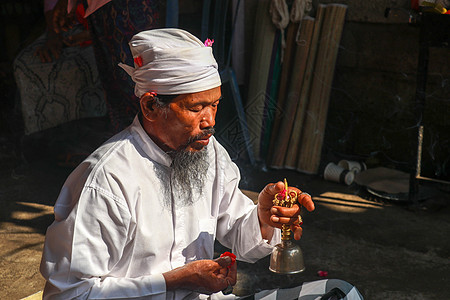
[
  {"x1": 282, "y1": 4, "x2": 327, "y2": 168},
  {"x1": 266, "y1": 21, "x2": 300, "y2": 167},
  {"x1": 296, "y1": 4, "x2": 347, "y2": 173},
  {"x1": 269, "y1": 16, "x2": 316, "y2": 168}
]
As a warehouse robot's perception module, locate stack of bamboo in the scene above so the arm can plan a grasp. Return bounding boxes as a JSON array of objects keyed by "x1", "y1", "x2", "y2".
[{"x1": 267, "y1": 3, "x2": 348, "y2": 174}]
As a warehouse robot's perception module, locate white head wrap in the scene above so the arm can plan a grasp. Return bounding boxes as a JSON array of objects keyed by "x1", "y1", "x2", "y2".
[{"x1": 119, "y1": 28, "x2": 221, "y2": 98}]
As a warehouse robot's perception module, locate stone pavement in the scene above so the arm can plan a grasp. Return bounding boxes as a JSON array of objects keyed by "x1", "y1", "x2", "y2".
[{"x1": 1, "y1": 117, "x2": 449, "y2": 299}]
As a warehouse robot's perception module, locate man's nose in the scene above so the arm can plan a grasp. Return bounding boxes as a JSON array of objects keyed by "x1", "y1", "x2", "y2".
[{"x1": 201, "y1": 108, "x2": 216, "y2": 128}]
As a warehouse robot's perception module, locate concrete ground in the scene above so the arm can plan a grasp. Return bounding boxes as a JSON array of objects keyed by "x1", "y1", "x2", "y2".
[{"x1": 1, "y1": 117, "x2": 449, "y2": 300}]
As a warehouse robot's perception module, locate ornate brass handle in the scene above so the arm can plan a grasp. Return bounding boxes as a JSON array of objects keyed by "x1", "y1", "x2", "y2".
[{"x1": 273, "y1": 178, "x2": 299, "y2": 240}]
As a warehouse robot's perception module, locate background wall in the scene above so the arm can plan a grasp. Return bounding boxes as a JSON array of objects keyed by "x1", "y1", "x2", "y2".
[
  {"x1": 1, "y1": 0, "x2": 449, "y2": 180},
  {"x1": 238, "y1": 0, "x2": 450, "y2": 180},
  {"x1": 320, "y1": 0, "x2": 450, "y2": 180}
]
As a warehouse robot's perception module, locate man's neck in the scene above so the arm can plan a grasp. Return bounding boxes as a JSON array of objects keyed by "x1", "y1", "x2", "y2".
[{"x1": 138, "y1": 112, "x2": 174, "y2": 153}]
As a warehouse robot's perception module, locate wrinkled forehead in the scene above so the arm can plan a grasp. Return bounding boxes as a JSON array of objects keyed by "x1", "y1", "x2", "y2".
[{"x1": 169, "y1": 87, "x2": 222, "y2": 107}]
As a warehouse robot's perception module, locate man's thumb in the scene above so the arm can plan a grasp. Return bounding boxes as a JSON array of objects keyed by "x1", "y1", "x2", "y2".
[{"x1": 215, "y1": 256, "x2": 232, "y2": 267}]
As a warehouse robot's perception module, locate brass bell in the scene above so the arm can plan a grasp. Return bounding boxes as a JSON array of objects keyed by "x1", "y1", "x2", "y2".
[{"x1": 269, "y1": 179, "x2": 306, "y2": 274}]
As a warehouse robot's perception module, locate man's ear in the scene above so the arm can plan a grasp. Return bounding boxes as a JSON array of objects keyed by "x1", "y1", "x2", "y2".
[{"x1": 140, "y1": 92, "x2": 158, "y2": 121}]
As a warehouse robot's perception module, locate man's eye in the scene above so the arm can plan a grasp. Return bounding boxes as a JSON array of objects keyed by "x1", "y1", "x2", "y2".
[{"x1": 190, "y1": 105, "x2": 203, "y2": 112}]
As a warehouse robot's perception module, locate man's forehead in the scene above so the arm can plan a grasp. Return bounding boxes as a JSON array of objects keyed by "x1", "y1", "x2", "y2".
[{"x1": 176, "y1": 87, "x2": 222, "y2": 103}]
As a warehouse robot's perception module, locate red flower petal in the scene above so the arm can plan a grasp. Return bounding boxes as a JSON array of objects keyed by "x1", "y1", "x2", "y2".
[
  {"x1": 204, "y1": 38, "x2": 214, "y2": 47},
  {"x1": 220, "y1": 251, "x2": 236, "y2": 268},
  {"x1": 318, "y1": 270, "x2": 329, "y2": 277},
  {"x1": 134, "y1": 56, "x2": 143, "y2": 67}
]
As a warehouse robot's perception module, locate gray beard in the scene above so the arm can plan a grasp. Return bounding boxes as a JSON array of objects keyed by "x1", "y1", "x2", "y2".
[
  {"x1": 154, "y1": 147, "x2": 209, "y2": 209},
  {"x1": 170, "y1": 147, "x2": 209, "y2": 205}
]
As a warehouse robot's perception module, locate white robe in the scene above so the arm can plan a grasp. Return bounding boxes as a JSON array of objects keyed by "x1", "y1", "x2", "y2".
[{"x1": 40, "y1": 116, "x2": 280, "y2": 299}]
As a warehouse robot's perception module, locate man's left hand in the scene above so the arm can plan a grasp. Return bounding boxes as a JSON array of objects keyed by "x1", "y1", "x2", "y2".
[
  {"x1": 163, "y1": 256, "x2": 236, "y2": 294},
  {"x1": 257, "y1": 181, "x2": 315, "y2": 241}
]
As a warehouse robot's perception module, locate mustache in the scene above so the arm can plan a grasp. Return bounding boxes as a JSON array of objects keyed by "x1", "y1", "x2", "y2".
[
  {"x1": 167, "y1": 127, "x2": 216, "y2": 155},
  {"x1": 188, "y1": 127, "x2": 216, "y2": 143}
]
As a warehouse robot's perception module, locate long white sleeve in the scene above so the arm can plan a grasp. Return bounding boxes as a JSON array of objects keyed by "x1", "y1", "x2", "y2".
[
  {"x1": 41, "y1": 187, "x2": 167, "y2": 300},
  {"x1": 214, "y1": 148, "x2": 281, "y2": 263}
]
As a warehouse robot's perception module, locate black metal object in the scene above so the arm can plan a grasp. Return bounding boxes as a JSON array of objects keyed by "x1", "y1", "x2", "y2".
[{"x1": 409, "y1": 11, "x2": 450, "y2": 203}]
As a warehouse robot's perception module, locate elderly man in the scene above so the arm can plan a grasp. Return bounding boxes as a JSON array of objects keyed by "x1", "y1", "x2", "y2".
[{"x1": 40, "y1": 28, "x2": 362, "y2": 299}]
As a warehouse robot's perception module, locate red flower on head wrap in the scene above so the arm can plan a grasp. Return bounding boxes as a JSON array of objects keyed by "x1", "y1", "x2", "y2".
[
  {"x1": 204, "y1": 38, "x2": 214, "y2": 47},
  {"x1": 134, "y1": 56, "x2": 143, "y2": 67}
]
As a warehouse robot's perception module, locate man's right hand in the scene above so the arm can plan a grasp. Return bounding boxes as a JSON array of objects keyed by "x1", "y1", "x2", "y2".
[
  {"x1": 53, "y1": 0, "x2": 77, "y2": 33},
  {"x1": 163, "y1": 256, "x2": 237, "y2": 294}
]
